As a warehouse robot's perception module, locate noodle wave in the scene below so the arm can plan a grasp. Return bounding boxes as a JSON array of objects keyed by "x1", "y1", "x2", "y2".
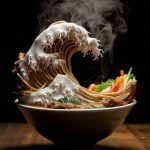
[{"x1": 13, "y1": 21, "x2": 136, "y2": 109}]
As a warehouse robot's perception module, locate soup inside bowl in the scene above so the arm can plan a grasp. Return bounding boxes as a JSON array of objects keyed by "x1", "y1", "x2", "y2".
[{"x1": 15, "y1": 99, "x2": 136, "y2": 147}]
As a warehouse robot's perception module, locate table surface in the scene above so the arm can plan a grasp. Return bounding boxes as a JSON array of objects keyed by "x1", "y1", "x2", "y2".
[{"x1": 0, "y1": 123, "x2": 149, "y2": 150}]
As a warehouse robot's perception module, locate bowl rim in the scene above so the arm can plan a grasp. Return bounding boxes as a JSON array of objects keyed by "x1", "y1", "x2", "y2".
[{"x1": 15, "y1": 99, "x2": 136, "y2": 112}]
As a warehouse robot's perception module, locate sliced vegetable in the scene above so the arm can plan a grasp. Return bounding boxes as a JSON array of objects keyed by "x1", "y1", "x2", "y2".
[
  {"x1": 88, "y1": 83, "x2": 96, "y2": 91},
  {"x1": 109, "y1": 69, "x2": 125, "y2": 92},
  {"x1": 109, "y1": 82, "x2": 119, "y2": 92},
  {"x1": 120, "y1": 70, "x2": 124, "y2": 76},
  {"x1": 123, "y1": 67, "x2": 133, "y2": 88}
]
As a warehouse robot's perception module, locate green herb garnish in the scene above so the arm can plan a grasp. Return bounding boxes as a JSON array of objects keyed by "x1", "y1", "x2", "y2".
[
  {"x1": 96, "y1": 79, "x2": 114, "y2": 93},
  {"x1": 61, "y1": 97, "x2": 81, "y2": 105}
]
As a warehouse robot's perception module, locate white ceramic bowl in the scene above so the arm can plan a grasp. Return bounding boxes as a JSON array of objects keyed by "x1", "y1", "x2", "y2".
[{"x1": 15, "y1": 99, "x2": 136, "y2": 146}]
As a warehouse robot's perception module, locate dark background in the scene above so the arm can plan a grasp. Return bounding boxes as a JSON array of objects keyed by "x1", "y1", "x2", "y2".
[{"x1": 0, "y1": 0, "x2": 150, "y2": 123}]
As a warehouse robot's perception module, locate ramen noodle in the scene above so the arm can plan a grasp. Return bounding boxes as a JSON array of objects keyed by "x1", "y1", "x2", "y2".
[{"x1": 13, "y1": 21, "x2": 137, "y2": 109}]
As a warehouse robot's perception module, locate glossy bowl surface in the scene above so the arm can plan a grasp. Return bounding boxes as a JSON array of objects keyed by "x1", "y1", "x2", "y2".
[{"x1": 16, "y1": 100, "x2": 136, "y2": 145}]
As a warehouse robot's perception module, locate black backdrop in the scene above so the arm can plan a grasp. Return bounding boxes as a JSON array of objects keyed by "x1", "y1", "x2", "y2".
[{"x1": 0, "y1": 0, "x2": 150, "y2": 122}]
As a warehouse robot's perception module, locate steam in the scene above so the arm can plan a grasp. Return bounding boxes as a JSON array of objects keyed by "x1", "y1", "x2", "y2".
[{"x1": 38, "y1": 0, "x2": 127, "y2": 85}]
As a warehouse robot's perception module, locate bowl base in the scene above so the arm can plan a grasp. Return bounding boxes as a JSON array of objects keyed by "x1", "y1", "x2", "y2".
[{"x1": 53, "y1": 143, "x2": 96, "y2": 150}]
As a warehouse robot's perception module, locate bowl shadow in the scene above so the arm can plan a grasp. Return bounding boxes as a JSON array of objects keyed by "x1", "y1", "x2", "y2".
[{"x1": 1, "y1": 144, "x2": 127, "y2": 150}]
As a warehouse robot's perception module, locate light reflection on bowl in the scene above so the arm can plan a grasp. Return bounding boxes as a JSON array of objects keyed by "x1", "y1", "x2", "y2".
[{"x1": 15, "y1": 99, "x2": 136, "y2": 147}]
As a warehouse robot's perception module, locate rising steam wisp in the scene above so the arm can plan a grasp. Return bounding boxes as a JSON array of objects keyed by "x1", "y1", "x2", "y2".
[{"x1": 38, "y1": 0, "x2": 127, "y2": 86}]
